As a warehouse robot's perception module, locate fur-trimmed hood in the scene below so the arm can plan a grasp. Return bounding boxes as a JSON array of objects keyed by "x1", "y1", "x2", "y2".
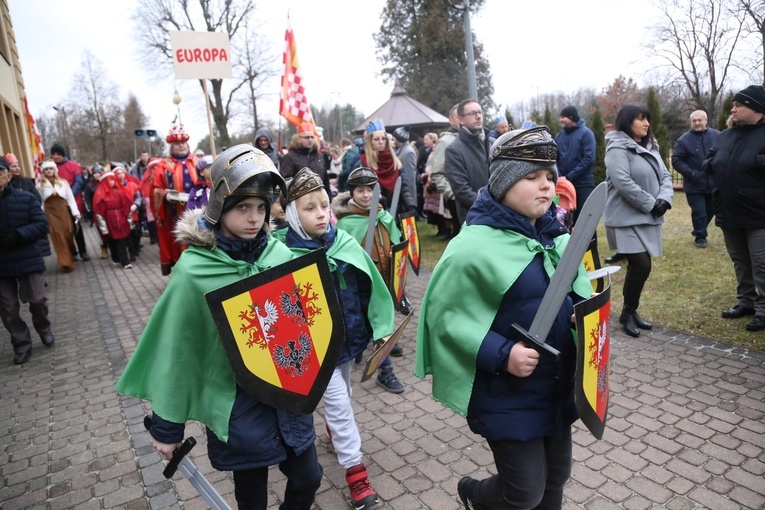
[
  {"x1": 332, "y1": 191, "x2": 382, "y2": 221},
  {"x1": 174, "y1": 207, "x2": 216, "y2": 248},
  {"x1": 331, "y1": 191, "x2": 355, "y2": 219}
]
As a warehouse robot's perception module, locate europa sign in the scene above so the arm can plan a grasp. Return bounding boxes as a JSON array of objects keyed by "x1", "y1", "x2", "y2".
[{"x1": 169, "y1": 31, "x2": 233, "y2": 80}]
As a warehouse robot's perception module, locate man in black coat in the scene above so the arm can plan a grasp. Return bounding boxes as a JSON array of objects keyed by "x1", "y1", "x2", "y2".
[
  {"x1": 0, "y1": 156, "x2": 54, "y2": 365},
  {"x1": 672, "y1": 110, "x2": 720, "y2": 248},
  {"x1": 445, "y1": 99, "x2": 493, "y2": 224},
  {"x1": 704, "y1": 85, "x2": 765, "y2": 331}
]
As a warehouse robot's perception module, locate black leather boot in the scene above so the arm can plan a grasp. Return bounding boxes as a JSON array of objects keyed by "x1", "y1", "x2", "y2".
[
  {"x1": 619, "y1": 310, "x2": 640, "y2": 337},
  {"x1": 633, "y1": 312, "x2": 652, "y2": 330}
]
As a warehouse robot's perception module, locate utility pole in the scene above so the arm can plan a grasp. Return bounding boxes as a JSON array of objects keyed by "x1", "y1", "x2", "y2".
[{"x1": 463, "y1": 0, "x2": 477, "y2": 100}]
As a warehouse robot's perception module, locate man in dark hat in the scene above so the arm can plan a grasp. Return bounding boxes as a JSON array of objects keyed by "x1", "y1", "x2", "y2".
[
  {"x1": 704, "y1": 85, "x2": 765, "y2": 332},
  {"x1": 50, "y1": 143, "x2": 90, "y2": 261},
  {"x1": 555, "y1": 105, "x2": 596, "y2": 221}
]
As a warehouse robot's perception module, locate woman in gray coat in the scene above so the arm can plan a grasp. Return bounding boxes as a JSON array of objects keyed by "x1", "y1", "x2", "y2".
[{"x1": 604, "y1": 105, "x2": 674, "y2": 337}]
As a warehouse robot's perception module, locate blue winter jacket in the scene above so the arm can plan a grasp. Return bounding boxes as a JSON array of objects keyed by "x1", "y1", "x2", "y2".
[
  {"x1": 464, "y1": 189, "x2": 579, "y2": 442},
  {"x1": 285, "y1": 226, "x2": 373, "y2": 365},
  {"x1": 555, "y1": 119, "x2": 596, "y2": 187},
  {"x1": 672, "y1": 128, "x2": 719, "y2": 193},
  {"x1": 0, "y1": 187, "x2": 49, "y2": 278}
]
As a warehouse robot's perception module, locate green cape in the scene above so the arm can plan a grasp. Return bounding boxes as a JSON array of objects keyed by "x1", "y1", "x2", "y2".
[
  {"x1": 270, "y1": 227, "x2": 287, "y2": 243},
  {"x1": 288, "y1": 228, "x2": 395, "y2": 341},
  {"x1": 415, "y1": 224, "x2": 592, "y2": 416},
  {"x1": 114, "y1": 240, "x2": 294, "y2": 442},
  {"x1": 335, "y1": 208, "x2": 402, "y2": 246}
]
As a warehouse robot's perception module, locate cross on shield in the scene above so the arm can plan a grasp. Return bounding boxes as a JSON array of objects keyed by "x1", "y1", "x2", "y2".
[{"x1": 205, "y1": 249, "x2": 344, "y2": 414}]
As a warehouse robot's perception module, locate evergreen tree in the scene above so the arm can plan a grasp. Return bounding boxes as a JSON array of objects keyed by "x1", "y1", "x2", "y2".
[
  {"x1": 375, "y1": 0, "x2": 494, "y2": 116},
  {"x1": 590, "y1": 105, "x2": 606, "y2": 185},
  {"x1": 646, "y1": 87, "x2": 670, "y2": 166},
  {"x1": 717, "y1": 91, "x2": 734, "y2": 130},
  {"x1": 543, "y1": 104, "x2": 559, "y2": 137},
  {"x1": 504, "y1": 106, "x2": 515, "y2": 130}
]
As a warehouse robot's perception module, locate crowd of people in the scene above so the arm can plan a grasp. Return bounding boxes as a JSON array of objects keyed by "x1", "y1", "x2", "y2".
[{"x1": 2, "y1": 84, "x2": 765, "y2": 510}]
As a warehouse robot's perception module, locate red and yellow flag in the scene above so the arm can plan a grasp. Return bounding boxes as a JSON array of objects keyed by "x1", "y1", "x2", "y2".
[{"x1": 280, "y1": 17, "x2": 317, "y2": 134}]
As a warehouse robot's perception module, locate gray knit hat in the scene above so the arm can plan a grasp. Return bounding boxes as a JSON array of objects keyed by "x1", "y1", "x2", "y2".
[{"x1": 488, "y1": 126, "x2": 558, "y2": 201}]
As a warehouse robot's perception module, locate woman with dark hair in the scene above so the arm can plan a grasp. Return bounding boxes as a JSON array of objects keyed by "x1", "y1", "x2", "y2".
[{"x1": 604, "y1": 105, "x2": 674, "y2": 337}]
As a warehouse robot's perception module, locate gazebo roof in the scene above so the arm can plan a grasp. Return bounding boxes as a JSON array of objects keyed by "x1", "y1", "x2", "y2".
[{"x1": 352, "y1": 82, "x2": 449, "y2": 134}]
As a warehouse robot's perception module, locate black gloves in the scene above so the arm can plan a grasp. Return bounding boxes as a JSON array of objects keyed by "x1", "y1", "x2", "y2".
[
  {"x1": 651, "y1": 199, "x2": 671, "y2": 217},
  {"x1": 0, "y1": 230, "x2": 22, "y2": 248}
]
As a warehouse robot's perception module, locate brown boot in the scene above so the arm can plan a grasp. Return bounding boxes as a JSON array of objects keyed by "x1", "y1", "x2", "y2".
[{"x1": 100, "y1": 247, "x2": 108, "y2": 259}]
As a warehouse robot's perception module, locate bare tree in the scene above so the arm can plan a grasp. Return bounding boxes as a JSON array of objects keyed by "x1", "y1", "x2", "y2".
[
  {"x1": 651, "y1": 0, "x2": 745, "y2": 120},
  {"x1": 596, "y1": 76, "x2": 641, "y2": 123},
  {"x1": 740, "y1": 0, "x2": 765, "y2": 85},
  {"x1": 234, "y1": 27, "x2": 280, "y2": 138},
  {"x1": 69, "y1": 52, "x2": 124, "y2": 163},
  {"x1": 134, "y1": 0, "x2": 259, "y2": 147}
]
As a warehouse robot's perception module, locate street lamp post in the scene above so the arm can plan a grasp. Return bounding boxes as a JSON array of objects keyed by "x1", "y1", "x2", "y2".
[
  {"x1": 463, "y1": 0, "x2": 477, "y2": 100},
  {"x1": 52, "y1": 105, "x2": 73, "y2": 160},
  {"x1": 173, "y1": 90, "x2": 183, "y2": 126}
]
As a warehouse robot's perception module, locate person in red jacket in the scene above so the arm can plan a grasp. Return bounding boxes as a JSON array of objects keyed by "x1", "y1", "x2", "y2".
[
  {"x1": 93, "y1": 172, "x2": 133, "y2": 269},
  {"x1": 50, "y1": 144, "x2": 90, "y2": 261},
  {"x1": 150, "y1": 126, "x2": 199, "y2": 275}
]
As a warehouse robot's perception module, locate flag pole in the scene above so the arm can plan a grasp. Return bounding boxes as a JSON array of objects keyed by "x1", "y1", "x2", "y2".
[{"x1": 202, "y1": 79, "x2": 216, "y2": 156}]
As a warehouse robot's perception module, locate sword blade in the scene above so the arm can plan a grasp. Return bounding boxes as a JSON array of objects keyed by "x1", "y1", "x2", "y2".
[
  {"x1": 364, "y1": 184, "x2": 381, "y2": 256},
  {"x1": 178, "y1": 457, "x2": 233, "y2": 510},
  {"x1": 527, "y1": 182, "x2": 607, "y2": 343},
  {"x1": 388, "y1": 176, "x2": 402, "y2": 215}
]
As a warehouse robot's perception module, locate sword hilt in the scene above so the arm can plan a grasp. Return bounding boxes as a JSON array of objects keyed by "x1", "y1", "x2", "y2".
[
  {"x1": 144, "y1": 415, "x2": 198, "y2": 478},
  {"x1": 509, "y1": 323, "x2": 561, "y2": 361}
]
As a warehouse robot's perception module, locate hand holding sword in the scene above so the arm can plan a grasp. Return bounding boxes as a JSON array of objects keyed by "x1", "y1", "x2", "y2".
[{"x1": 143, "y1": 416, "x2": 232, "y2": 510}]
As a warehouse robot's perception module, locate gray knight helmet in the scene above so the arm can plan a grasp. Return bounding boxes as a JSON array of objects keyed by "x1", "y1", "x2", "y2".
[
  {"x1": 205, "y1": 144, "x2": 286, "y2": 225},
  {"x1": 346, "y1": 167, "x2": 378, "y2": 191}
]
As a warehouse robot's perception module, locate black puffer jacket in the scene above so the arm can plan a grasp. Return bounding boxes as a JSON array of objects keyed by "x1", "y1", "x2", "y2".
[
  {"x1": 9, "y1": 176, "x2": 51, "y2": 257},
  {"x1": 0, "y1": 187, "x2": 49, "y2": 277},
  {"x1": 704, "y1": 121, "x2": 765, "y2": 228}
]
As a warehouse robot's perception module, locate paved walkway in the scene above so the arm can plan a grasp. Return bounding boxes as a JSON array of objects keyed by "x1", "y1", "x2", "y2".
[{"x1": 1, "y1": 225, "x2": 764, "y2": 510}]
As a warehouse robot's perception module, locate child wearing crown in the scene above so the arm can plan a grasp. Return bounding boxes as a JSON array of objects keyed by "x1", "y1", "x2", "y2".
[{"x1": 282, "y1": 168, "x2": 395, "y2": 510}]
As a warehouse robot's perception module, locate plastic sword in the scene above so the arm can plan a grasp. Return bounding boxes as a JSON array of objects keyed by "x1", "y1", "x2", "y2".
[
  {"x1": 144, "y1": 416, "x2": 232, "y2": 510},
  {"x1": 364, "y1": 183, "x2": 381, "y2": 256},
  {"x1": 509, "y1": 181, "x2": 607, "y2": 360},
  {"x1": 388, "y1": 176, "x2": 402, "y2": 215}
]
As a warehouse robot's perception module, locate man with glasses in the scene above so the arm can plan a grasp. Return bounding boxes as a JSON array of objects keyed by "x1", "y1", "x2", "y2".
[
  {"x1": 279, "y1": 124, "x2": 331, "y2": 197},
  {"x1": 445, "y1": 99, "x2": 493, "y2": 224}
]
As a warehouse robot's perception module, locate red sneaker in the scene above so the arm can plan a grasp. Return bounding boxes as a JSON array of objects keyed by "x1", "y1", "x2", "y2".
[{"x1": 345, "y1": 463, "x2": 381, "y2": 509}]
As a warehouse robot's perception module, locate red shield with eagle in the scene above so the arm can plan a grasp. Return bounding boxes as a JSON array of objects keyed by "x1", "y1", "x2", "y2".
[
  {"x1": 398, "y1": 211, "x2": 421, "y2": 275},
  {"x1": 205, "y1": 249, "x2": 343, "y2": 414},
  {"x1": 574, "y1": 275, "x2": 612, "y2": 439},
  {"x1": 389, "y1": 238, "x2": 409, "y2": 312}
]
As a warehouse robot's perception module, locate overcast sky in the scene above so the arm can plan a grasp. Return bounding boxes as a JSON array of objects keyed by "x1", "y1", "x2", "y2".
[{"x1": 9, "y1": 0, "x2": 693, "y2": 150}]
